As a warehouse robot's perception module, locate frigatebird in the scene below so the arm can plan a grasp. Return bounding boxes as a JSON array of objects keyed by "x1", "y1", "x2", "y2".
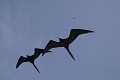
[
  {"x1": 42, "y1": 29, "x2": 94, "y2": 61},
  {"x1": 16, "y1": 48, "x2": 51, "y2": 73}
]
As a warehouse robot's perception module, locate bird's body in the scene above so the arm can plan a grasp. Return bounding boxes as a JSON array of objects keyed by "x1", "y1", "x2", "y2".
[
  {"x1": 42, "y1": 29, "x2": 94, "y2": 61},
  {"x1": 16, "y1": 48, "x2": 51, "y2": 73}
]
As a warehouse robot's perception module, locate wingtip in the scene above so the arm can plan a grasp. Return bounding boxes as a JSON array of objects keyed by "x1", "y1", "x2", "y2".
[
  {"x1": 16, "y1": 63, "x2": 20, "y2": 69},
  {"x1": 91, "y1": 31, "x2": 95, "y2": 33},
  {"x1": 42, "y1": 53, "x2": 44, "y2": 56},
  {"x1": 88, "y1": 30, "x2": 95, "y2": 33},
  {"x1": 38, "y1": 71, "x2": 40, "y2": 74},
  {"x1": 36, "y1": 70, "x2": 40, "y2": 74},
  {"x1": 16, "y1": 62, "x2": 19, "y2": 69},
  {"x1": 73, "y1": 59, "x2": 75, "y2": 61},
  {"x1": 32, "y1": 63, "x2": 41, "y2": 74},
  {"x1": 71, "y1": 56, "x2": 76, "y2": 61},
  {"x1": 16, "y1": 66, "x2": 18, "y2": 69},
  {"x1": 72, "y1": 57, "x2": 75, "y2": 61}
]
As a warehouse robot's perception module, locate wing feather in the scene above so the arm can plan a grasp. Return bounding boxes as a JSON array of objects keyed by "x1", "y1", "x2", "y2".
[
  {"x1": 67, "y1": 29, "x2": 94, "y2": 44},
  {"x1": 32, "y1": 48, "x2": 42, "y2": 59},
  {"x1": 16, "y1": 56, "x2": 28, "y2": 68},
  {"x1": 45, "y1": 40, "x2": 62, "y2": 51},
  {"x1": 65, "y1": 47, "x2": 75, "y2": 61},
  {"x1": 42, "y1": 40, "x2": 62, "y2": 56}
]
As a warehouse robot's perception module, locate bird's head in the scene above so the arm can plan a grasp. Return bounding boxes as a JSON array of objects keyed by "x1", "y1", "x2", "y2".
[
  {"x1": 26, "y1": 55, "x2": 29, "y2": 57},
  {"x1": 57, "y1": 37, "x2": 62, "y2": 41}
]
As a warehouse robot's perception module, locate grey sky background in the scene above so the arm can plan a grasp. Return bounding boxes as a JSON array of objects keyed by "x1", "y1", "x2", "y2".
[{"x1": 0, "y1": 0, "x2": 120, "y2": 80}]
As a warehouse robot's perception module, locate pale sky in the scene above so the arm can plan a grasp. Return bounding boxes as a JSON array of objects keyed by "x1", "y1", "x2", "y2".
[{"x1": 0, "y1": 0, "x2": 120, "y2": 80}]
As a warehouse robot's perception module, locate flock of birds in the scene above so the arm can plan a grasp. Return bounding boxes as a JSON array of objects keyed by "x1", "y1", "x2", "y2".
[{"x1": 16, "y1": 29, "x2": 94, "y2": 73}]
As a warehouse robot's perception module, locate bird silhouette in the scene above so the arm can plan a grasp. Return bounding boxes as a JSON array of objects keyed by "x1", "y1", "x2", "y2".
[
  {"x1": 42, "y1": 29, "x2": 94, "y2": 61},
  {"x1": 16, "y1": 48, "x2": 51, "y2": 73}
]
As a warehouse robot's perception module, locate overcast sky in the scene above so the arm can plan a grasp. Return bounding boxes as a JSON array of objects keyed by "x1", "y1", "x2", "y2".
[{"x1": 0, "y1": 0, "x2": 120, "y2": 80}]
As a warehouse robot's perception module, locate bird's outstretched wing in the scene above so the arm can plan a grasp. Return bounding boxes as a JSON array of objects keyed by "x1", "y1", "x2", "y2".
[
  {"x1": 16, "y1": 56, "x2": 28, "y2": 68},
  {"x1": 31, "y1": 48, "x2": 52, "y2": 59},
  {"x1": 65, "y1": 46, "x2": 75, "y2": 61},
  {"x1": 67, "y1": 29, "x2": 94, "y2": 44},
  {"x1": 45, "y1": 40, "x2": 62, "y2": 51},
  {"x1": 32, "y1": 48, "x2": 42, "y2": 59},
  {"x1": 42, "y1": 40, "x2": 62, "y2": 56}
]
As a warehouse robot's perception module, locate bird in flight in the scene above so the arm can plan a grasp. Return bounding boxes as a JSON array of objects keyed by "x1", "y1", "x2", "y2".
[
  {"x1": 42, "y1": 29, "x2": 94, "y2": 61},
  {"x1": 16, "y1": 48, "x2": 51, "y2": 73}
]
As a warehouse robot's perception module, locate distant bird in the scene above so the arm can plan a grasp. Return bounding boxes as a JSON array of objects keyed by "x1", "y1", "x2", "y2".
[
  {"x1": 42, "y1": 29, "x2": 94, "y2": 61},
  {"x1": 73, "y1": 18, "x2": 76, "y2": 19},
  {"x1": 16, "y1": 48, "x2": 51, "y2": 73}
]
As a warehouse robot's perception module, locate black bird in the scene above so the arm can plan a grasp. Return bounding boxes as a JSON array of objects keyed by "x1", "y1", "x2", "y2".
[
  {"x1": 42, "y1": 29, "x2": 94, "y2": 61},
  {"x1": 16, "y1": 48, "x2": 51, "y2": 73}
]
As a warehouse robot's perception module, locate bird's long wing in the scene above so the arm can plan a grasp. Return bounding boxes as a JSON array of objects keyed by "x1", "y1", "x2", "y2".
[
  {"x1": 32, "y1": 48, "x2": 42, "y2": 59},
  {"x1": 45, "y1": 40, "x2": 62, "y2": 51},
  {"x1": 32, "y1": 48, "x2": 52, "y2": 59},
  {"x1": 67, "y1": 29, "x2": 94, "y2": 44},
  {"x1": 42, "y1": 40, "x2": 62, "y2": 56},
  {"x1": 64, "y1": 46, "x2": 75, "y2": 61},
  {"x1": 16, "y1": 56, "x2": 28, "y2": 68}
]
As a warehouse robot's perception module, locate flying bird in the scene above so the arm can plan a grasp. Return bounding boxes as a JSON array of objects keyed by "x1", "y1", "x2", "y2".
[
  {"x1": 42, "y1": 29, "x2": 94, "y2": 61},
  {"x1": 16, "y1": 48, "x2": 51, "y2": 73}
]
